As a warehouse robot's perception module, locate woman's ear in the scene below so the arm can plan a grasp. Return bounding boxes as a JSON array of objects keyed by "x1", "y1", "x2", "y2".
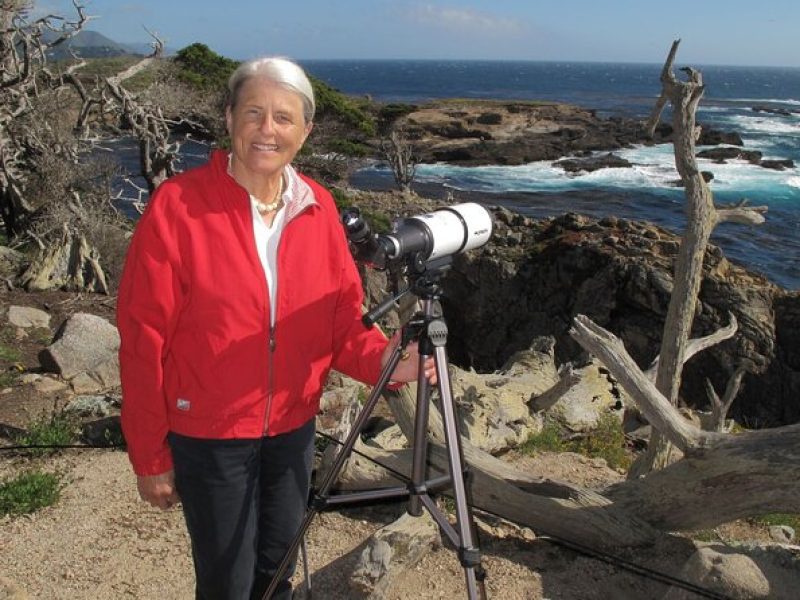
[
  {"x1": 225, "y1": 106, "x2": 233, "y2": 135},
  {"x1": 302, "y1": 121, "x2": 314, "y2": 143}
]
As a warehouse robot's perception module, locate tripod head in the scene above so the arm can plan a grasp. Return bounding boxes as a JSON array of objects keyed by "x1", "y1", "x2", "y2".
[{"x1": 361, "y1": 253, "x2": 452, "y2": 328}]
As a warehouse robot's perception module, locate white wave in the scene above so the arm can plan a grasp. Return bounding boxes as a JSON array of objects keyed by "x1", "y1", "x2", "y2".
[
  {"x1": 712, "y1": 97, "x2": 800, "y2": 107},
  {"x1": 697, "y1": 105, "x2": 733, "y2": 113},
  {"x1": 724, "y1": 114, "x2": 800, "y2": 136},
  {"x1": 412, "y1": 144, "x2": 799, "y2": 199}
]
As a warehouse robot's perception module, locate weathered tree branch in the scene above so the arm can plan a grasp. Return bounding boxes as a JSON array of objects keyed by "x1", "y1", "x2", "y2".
[
  {"x1": 705, "y1": 365, "x2": 747, "y2": 432},
  {"x1": 571, "y1": 315, "x2": 723, "y2": 452},
  {"x1": 645, "y1": 312, "x2": 738, "y2": 380}
]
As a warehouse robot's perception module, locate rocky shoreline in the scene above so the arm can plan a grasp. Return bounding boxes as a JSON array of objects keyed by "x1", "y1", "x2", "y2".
[{"x1": 384, "y1": 99, "x2": 793, "y2": 175}]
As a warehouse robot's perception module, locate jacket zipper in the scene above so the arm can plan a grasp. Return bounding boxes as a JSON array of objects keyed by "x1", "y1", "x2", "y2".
[
  {"x1": 262, "y1": 199, "x2": 315, "y2": 436},
  {"x1": 264, "y1": 325, "x2": 276, "y2": 435}
]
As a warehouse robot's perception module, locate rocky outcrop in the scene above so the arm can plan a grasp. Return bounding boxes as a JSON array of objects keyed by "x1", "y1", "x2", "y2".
[
  {"x1": 437, "y1": 208, "x2": 797, "y2": 426},
  {"x1": 391, "y1": 101, "x2": 744, "y2": 167},
  {"x1": 344, "y1": 191, "x2": 797, "y2": 426},
  {"x1": 697, "y1": 147, "x2": 763, "y2": 163},
  {"x1": 554, "y1": 152, "x2": 632, "y2": 174}
]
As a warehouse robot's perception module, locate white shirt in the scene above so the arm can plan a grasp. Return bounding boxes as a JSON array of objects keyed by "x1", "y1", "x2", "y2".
[{"x1": 250, "y1": 191, "x2": 287, "y2": 327}]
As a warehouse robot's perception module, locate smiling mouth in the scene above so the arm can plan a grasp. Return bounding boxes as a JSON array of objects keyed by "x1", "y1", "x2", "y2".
[{"x1": 253, "y1": 143, "x2": 279, "y2": 151}]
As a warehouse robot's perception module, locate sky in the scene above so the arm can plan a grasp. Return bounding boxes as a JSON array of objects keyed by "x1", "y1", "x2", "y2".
[{"x1": 36, "y1": 0, "x2": 800, "y2": 67}]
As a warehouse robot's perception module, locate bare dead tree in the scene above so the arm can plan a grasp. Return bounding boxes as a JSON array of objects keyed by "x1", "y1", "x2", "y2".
[
  {"x1": 630, "y1": 40, "x2": 767, "y2": 476},
  {"x1": 381, "y1": 128, "x2": 417, "y2": 194},
  {"x1": 0, "y1": 0, "x2": 89, "y2": 237}
]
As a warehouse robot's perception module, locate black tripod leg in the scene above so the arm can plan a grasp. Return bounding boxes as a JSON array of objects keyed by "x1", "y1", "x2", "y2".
[
  {"x1": 433, "y1": 342, "x2": 487, "y2": 600},
  {"x1": 261, "y1": 342, "x2": 407, "y2": 600}
]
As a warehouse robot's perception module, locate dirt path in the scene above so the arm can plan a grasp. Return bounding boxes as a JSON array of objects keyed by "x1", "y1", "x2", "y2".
[{"x1": 1, "y1": 447, "x2": 705, "y2": 600}]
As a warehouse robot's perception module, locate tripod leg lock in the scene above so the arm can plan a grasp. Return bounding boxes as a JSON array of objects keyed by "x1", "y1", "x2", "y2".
[
  {"x1": 458, "y1": 547, "x2": 482, "y2": 569},
  {"x1": 309, "y1": 494, "x2": 328, "y2": 512}
]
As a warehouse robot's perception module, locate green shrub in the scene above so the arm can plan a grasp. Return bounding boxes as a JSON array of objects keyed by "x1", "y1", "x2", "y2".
[
  {"x1": 0, "y1": 470, "x2": 61, "y2": 516},
  {"x1": 751, "y1": 513, "x2": 800, "y2": 531},
  {"x1": 378, "y1": 103, "x2": 417, "y2": 123},
  {"x1": 519, "y1": 421, "x2": 566, "y2": 454},
  {"x1": 0, "y1": 342, "x2": 21, "y2": 362},
  {"x1": 173, "y1": 43, "x2": 239, "y2": 90},
  {"x1": 17, "y1": 411, "x2": 78, "y2": 456},
  {"x1": 569, "y1": 413, "x2": 631, "y2": 471},
  {"x1": 312, "y1": 76, "x2": 375, "y2": 135},
  {"x1": 520, "y1": 414, "x2": 631, "y2": 471},
  {"x1": 326, "y1": 138, "x2": 372, "y2": 157}
]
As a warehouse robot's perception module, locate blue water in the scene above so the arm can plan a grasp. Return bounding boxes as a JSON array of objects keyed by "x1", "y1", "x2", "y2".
[{"x1": 302, "y1": 60, "x2": 800, "y2": 290}]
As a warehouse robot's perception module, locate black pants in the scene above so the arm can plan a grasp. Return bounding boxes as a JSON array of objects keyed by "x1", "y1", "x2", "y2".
[{"x1": 169, "y1": 419, "x2": 315, "y2": 600}]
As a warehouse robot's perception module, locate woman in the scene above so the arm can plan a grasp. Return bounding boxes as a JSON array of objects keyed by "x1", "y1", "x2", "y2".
[{"x1": 118, "y1": 56, "x2": 432, "y2": 600}]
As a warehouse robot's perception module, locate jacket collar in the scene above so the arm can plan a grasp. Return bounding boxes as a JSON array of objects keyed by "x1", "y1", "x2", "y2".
[{"x1": 211, "y1": 149, "x2": 318, "y2": 222}]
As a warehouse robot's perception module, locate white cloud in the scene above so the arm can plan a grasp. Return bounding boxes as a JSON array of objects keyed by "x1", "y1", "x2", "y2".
[{"x1": 406, "y1": 3, "x2": 525, "y2": 36}]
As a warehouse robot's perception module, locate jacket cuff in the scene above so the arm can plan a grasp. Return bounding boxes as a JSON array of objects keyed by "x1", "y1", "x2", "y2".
[{"x1": 128, "y1": 446, "x2": 174, "y2": 477}]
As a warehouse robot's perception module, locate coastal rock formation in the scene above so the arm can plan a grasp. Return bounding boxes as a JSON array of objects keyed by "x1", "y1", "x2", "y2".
[
  {"x1": 344, "y1": 190, "x2": 797, "y2": 425},
  {"x1": 554, "y1": 152, "x2": 632, "y2": 173},
  {"x1": 391, "y1": 101, "x2": 743, "y2": 167},
  {"x1": 440, "y1": 208, "x2": 797, "y2": 426}
]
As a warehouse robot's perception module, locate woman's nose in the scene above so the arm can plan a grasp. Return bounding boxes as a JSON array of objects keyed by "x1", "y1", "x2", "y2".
[{"x1": 259, "y1": 114, "x2": 276, "y2": 134}]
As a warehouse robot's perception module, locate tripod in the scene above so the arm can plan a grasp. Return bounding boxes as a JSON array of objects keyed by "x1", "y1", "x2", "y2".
[{"x1": 263, "y1": 263, "x2": 487, "y2": 600}]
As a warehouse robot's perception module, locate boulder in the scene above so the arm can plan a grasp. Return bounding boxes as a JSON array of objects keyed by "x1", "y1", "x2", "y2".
[
  {"x1": 40, "y1": 313, "x2": 120, "y2": 390},
  {"x1": 696, "y1": 147, "x2": 762, "y2": 163},
  {"x1": 541, "y1": 360, "x2": 626, "y2": 431},
  {"x1": 450, "y1": 339, "x2": 558, "y2": 454},
  {"x1": 663, "y1": 543, "x2": 800, "y2": 600},
  {"x1": 349, "y1": 511, "x2": 440, "y2": 599},
  {"x1": 6, "y1": 305, "x2": 50, "y2": 329},
  {"x1": 760, "y1": 159, "x2": 795, "y2": 171}
]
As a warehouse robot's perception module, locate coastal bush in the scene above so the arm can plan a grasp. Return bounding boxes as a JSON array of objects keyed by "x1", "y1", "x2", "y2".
[
  {"x1": 570, "y1": 413, "x2": 631, "y2": 471},
  {"x1": 751, "y1": 513, "x2": 800, "y2": 532},
  {"x1": 326, "y1": 139, "x2": 372, "y2": 157},
  {"x1": 173, "y1": 42, "x2": 238, "y2": 90},
  {"x1": 16, "y1": 410, "x2": 79, "y2": 456},
  {"x1": 520, "y1": 414, "x2": 631, "y2": 470},
  {"x1": 0, "y1": 470, "x2": 61, "y2": 516},
  {"x1": 312, "y1": 77, "x2": 375, "y2": 136},
  {"x1": 519, "y1": 420, "x2": 566, "y2": 454}
]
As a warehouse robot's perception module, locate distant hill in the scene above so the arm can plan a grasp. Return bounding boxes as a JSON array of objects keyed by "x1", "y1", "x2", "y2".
[{"x1": 44, "y1": 30, "x2": 171, "y2": 60}]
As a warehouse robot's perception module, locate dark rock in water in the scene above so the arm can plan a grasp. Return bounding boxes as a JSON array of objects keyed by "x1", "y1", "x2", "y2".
[
  {"x1": 697, "y1": 147, "x2": 762, "y2": 163},
  {"x1": 672, "y1": 171, "x2": 714, "y2": 187},
  {"x1": 752, "y1": 105, "x2": 798, "y2": 117},
  {"x1": 555, "y1": 153, "x2": 632, "y2": 173},
  {"x1": 761, "y1": 159, "x2": 795, "y2": 171},
  {"x1": 696, "y1": 129, "x2": 744, "y2": 147}
]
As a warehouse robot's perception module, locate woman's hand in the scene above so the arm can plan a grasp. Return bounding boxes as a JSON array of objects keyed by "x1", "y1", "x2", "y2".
[
  {"x1": 137, "y1": 470, "x2": 180, "y2": 510},
  {"x1": 381, "y1": 331, "x2": 438, "y2": 385}
]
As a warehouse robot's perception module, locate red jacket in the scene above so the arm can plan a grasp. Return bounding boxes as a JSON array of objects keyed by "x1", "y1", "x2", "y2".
[{"x1": 118, "y1": 150, "x2": 388, "y2": 476}]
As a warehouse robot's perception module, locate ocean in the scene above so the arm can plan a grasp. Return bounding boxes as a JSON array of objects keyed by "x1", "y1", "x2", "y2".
[{"x1": 300, "y1": 60, "x2": 800, "y2": 291}]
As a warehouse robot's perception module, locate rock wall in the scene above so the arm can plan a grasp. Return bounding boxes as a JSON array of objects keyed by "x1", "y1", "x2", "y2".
[{"x1": 440, "y1": 208, "x2": 798, "y2": 426}]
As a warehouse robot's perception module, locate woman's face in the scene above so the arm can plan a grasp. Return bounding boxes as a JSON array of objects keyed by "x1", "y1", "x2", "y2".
[{"x1": 226, "y1": 75, "x2": 312, "y2": 181}]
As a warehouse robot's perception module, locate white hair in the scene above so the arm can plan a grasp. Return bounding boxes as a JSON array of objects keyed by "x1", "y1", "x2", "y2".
[{"x1": 227, "y1": 56, "x2": 315, "y2": 122}]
